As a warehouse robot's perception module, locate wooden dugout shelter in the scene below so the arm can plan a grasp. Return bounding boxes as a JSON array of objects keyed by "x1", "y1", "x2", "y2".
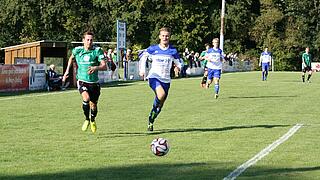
[{"x1": 1, "y1": 40, "x2": 68, "y2": 66}]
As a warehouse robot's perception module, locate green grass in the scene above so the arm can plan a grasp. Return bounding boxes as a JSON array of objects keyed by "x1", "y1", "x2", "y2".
[{"x1": 1, "y1": 71, "x2": 320, "y2": 179}]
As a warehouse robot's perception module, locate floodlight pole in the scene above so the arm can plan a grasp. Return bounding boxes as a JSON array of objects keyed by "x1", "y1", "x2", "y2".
[{"x1": 220, "y1": 0, "x2": 226, "y2": 52}]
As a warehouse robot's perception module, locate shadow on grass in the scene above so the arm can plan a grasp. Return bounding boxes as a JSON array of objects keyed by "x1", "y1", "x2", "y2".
[
  {"x1": 228, "y1": 95, "x2": 297, "y2": 99},
  {"x1": 0, "y1": 80, "x2": 141, "y2": 98},
  {"x1": 243, "y1": 166, "x2": 320, "y2": 178},
  {"x1": 1, "y1": 163, "x2": 318, "y2": 180},
  {"x1": 99, "y1": 124, "x2": 291, "y2": 138},
  {"x1": 0, "y1": 90, "x2": 46, "y2": 97},
  {"x1": 0, "y1": 162, "x2": 224, "y2": 180}
]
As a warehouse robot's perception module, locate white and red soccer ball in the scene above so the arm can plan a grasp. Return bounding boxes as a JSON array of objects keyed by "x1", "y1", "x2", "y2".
[{"x1": 150, "y1": 138, "x2": 170, "y2": 156}]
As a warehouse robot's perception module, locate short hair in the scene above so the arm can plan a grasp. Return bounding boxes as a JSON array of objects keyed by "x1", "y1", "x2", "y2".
[
  {"x1": 159, "y1": 27, "x2": 171, "y2": 34},
  {"x1": 83, "y1": 31, "x2": 94, "y2": 38},
  {"x1": 212, "y1": 38, "x2": 219, "y2": 43},
  {"x1": 49, "y1": 64, "x2": 55, "y2": 70}
]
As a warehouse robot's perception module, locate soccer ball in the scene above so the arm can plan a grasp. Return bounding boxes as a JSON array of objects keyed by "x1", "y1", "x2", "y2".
[{"x1": 150, "y1": 138, "x2": 170, "y2": 156}]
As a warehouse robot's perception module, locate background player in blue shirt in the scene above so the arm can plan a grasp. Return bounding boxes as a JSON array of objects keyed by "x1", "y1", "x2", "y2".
[
  {"x1": 259, "y1": 48, "x2": 272, "y2": 81},
  {"x1": 205, "y1": 38, "x2": 223, "y2": 99},
  {"x1": 139, "y1": 27, "x2": 182, "y2": 131}
]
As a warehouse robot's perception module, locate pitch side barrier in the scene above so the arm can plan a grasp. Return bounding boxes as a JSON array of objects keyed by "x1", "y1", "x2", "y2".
[
  {"x1": 0, "y1": 64, "x2": 47, "y2": 92},
  {"x1": 127, "y1": 60, "x2": 254, "y2": 80},
  {"x1": 0, "y1": 63, "x2": 120, "y2": 93},
  {"x1": 184, "y1": 60, "x2": 253, "y2": 76}
]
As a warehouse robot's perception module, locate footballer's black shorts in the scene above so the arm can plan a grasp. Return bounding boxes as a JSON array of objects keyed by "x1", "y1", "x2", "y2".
[
  {"x1": 302, "y1": 66, "x2": 312, "y2": 73},
  {"x1": 77, "y1": 81, "x2": 101, "y2": 104}
]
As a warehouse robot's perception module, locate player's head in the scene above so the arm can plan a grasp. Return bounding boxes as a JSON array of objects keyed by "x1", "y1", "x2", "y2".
[
  {"x1": 212, "y1": 38, "x2": 219, "y2": 48},
  {"x1": 205, "y1": 43, "x2": 210, "y2": 50},
  {"x1": 306, "y1": 47, "x2": 310, "y2": 53},
  {"x1": 264, "y1": 47, "x2": 268, "y2": 52},
  {"x1": 159, "y1": 27, "x2": 171, "y2": 47},
  {"x1": 82, "y1": 31, "x2": 94, "y2": 50}
]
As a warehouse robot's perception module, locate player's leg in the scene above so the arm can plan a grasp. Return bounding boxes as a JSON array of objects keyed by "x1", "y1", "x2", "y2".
[
  {"x1": 78, "y1": 81, "x2": 91, "y2": 131},
  {"x1": 307, "y1": 68, "x2": 312, "y2": 82},
  {"x1": 213, "y1": 69, "x2": 221, "y2": 99},
  {"x1": 264, "y1": 63, "x2": 269, "y2": 80},
  {"x1": 206, "y1": 68, "x2": 214, "y2": 89},
  {"x1": 148, "y1": 78, "x2": 169, "y2": 131},
  {"x1": 88, "y1": 83, "x2": 101, "y2": 133},
  {"x1": 302, "y1": 68, "x2": 306, "y2": 82},
  {"x1": 261, "y1": 64, "x2": 266, "y2": 81},
  {"x1": 200, "y1": 69, "x2": 208, "y2": 88}
]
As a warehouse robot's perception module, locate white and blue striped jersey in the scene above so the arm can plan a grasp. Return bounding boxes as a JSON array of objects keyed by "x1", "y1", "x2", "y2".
[
  {"x1": 260, "y1": 52, "x2": 272, "y2": 63},
  {"x1": 206, "y1": 47, "x2": 223, "y2": 70},
  {"x1": 139, "y1": 44, "x2": 182, "y2": 83}
]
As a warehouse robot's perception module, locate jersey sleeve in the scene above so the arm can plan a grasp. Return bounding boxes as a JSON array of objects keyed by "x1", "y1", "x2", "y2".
[
  {"x1": 173, "y1": 51, "x2": 182, "y2": 69},
  {"x1": 139, "y1": 49, "x2": 150, "y2": 74},
  {"x1": 72, "y1": 46, "x2": 81, "y2": 56},
  {"x1": 96, "y1": 47, "x2": 106, "y2": 62}
]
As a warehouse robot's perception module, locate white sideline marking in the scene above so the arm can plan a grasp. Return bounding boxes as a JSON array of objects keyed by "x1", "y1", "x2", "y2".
[
  {"x1": 223, "y1": 123, "x2": 303, "y2": 180},
  {"x1": 0, "y1": 90, "x2": 76, "y2": 101}
]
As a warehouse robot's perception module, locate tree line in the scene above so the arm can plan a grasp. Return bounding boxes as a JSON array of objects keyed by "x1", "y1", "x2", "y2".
[{"x1": 1, "y1": 0, "x2": 320, "y2": 70}]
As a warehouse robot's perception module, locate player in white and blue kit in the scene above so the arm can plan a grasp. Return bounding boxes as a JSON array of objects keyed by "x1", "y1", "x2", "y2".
[
  {"x1": 139, "y1": 27, "x2": 182, "y2": 131},
  {"x1": 259, "y1": 48, "x2": 272, "y2": 81},
  {"x1": 205, "y1": 38, "x2": 223, "y2": 99}
]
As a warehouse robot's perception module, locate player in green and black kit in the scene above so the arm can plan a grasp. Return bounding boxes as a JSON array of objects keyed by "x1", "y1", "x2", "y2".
[
  {"x1": 302, "y1": 47, "x2": 313, "y2": 83},
  {"x1": 199, "y1": 43, "x2": 210, "y2": 88},
  {"x1": 63, "y1": 31, "x2": 107, "y2": 133}
]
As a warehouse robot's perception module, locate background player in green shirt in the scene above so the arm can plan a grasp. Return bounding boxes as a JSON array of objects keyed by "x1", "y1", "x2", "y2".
[
  {"x1": 63, "y1": 31, "x2": 107, "y2": 133},
  {"x1": 302, "y1": 47, "x2": 313, "y2": 83},
  {"x1": 199, "y1": 43, "x2": 210, "y2": 88}
]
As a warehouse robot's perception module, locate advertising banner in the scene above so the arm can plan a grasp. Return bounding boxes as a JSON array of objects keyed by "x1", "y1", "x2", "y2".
[
  {"x1": 311, "y1": 62, "x2": 320, "y2": 72},
  {"x1": 0, "y1": 64, "x2": 29, "y2": 92},
  {"x1": 29, "y1": 64, "x2": 47, "y2": 91},
  {"x1": 127, "y1": 61, "x2": 140, "y2": 80},
  {"x1": 98, "y1": 68, "x2": 119, "y2": 84}
]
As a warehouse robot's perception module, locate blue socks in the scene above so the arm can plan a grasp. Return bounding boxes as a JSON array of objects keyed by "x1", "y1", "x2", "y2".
[
  {"x1": 149, "y1": 97, "x2": 162, "y2": 123},
  {"x1": 262, "y1": 71, "x2": 268, "y2": 80},
  {"x1": 214, "y1": 84, "x2": 219, "y2": 94}
]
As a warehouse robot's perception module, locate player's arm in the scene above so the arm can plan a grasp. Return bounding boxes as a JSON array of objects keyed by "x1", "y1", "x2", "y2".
[
  {"x1": 88, "y1": 49, "x2": 108, "y2": 74},
  {"x1": 204, "y1": 54, "x2": 211, "y2": 62},
  {"x1": 173, "y1": 58, "x2": 182, "y2": 72},
  {"x1": 259, "y1": 54, "x2": 263, "y2": 67},
  {"x1": 63, "y1": 54, "x2": 74, "y2": 82},
  {"x1": 199, "y1": 52, "x2": 205, "y2": 61},
  {"x1": 88, "y1": 60, "x2": 107, "y2": 74},
  {"x1": 221, "y1": 53, "x2": 225, "y2": 62},
  {"x1": 139, "y1": 54, "x2": 148, "y2": 77},
  {"x1": 302, "y1": 55, "x2": 306, "y2": 67}
]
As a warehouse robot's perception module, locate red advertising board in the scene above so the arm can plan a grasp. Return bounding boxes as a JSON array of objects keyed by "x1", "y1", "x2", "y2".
[{"x1": 0, "y1": 65, "x2": 29, "y2": 92}]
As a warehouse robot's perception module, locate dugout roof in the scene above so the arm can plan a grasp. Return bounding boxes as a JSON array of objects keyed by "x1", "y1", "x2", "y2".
[{"x1": 1, "y1": 40, "x2": 67, "y2": 67}]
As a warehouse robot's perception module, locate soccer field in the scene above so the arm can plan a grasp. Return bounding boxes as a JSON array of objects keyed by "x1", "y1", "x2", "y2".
[{"x1": 1, "y1": 71, "x2": 320, "y2": 180}]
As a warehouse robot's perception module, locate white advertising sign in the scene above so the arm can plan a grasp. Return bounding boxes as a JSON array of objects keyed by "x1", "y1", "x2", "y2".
[{"x1": 29, "y1": 64, "x2": 47, "y2": 90}]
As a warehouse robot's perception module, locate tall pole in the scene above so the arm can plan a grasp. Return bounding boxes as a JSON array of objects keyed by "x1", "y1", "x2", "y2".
[{"x1": 220, "y1": 0, "x2": 226, "y2": 52}]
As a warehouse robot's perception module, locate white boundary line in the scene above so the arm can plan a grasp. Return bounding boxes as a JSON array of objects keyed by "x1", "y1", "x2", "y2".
[
  {"x1": 0, "y1": 82, "x2": 145, "y2": 101},
  {"x1": 223, "y1": 123, "x2": 303, "y2": 180},
  {"x1": 0, "y1": 90, "x2": 76, "y2": 101}
]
